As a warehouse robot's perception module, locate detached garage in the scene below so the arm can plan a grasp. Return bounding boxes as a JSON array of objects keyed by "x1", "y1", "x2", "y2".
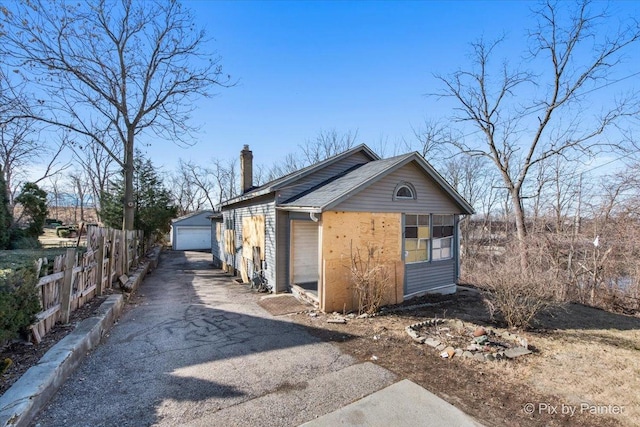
[{"x1": 171, "y1": 211, "x2": 214, "y2": 250}]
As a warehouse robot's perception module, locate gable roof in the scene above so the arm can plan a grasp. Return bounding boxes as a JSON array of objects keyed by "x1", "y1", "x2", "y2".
[
  {"x1": 171, "y1": 210, "x2": 215, "y2": 224},
  {"x1": 221, "y1": 144, "x2": 379, "y2": 207},
  {"x1": 279, "y1": 152, "x2": 475, "y2": 214}
]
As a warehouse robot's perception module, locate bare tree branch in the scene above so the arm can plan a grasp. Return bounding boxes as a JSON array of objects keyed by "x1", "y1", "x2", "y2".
[
  {"x1": 1, "y1": 0, "x2": 232, "y2": 229},
  {"x1": 432, "y1": 0, "x2": 640, "y2": 258}
]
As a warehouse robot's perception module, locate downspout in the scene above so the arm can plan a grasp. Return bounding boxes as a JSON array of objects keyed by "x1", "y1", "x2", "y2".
[
  {"x1": 310, "y1": 212, "x2": 319, "y2": 222},
  {"x1": 456, "y1": 215, "x2": 461, "y2": 283}
]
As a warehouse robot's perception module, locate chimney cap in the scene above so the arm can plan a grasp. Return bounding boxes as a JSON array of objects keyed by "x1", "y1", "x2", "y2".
[{"x1": 242, "y1": 144, "x2": 250, "y2": 151}]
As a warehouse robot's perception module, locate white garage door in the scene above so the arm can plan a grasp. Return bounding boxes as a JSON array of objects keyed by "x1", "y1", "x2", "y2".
[
  {"x1": 175, "y1": 226, "x2": 212, "y2": 250},
  {"x1": 291, "y1": 220, "x2": 319, "y2": 284}
]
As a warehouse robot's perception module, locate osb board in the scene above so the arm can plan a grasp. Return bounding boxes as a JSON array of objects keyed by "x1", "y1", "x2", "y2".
[
  {"x1": 320, "y1": 211, "x2": 404, "y2": 312},
  {"x1": 322, "y1": 211, "x2": 402, "y2": 262},
  {"x1": 242, "y1": 215, "x2": 265, "y2": 260},
  {"x1": 321, "y1": 259, "x2": 404, "y2": 313},
  {"x1": 240, "y1": 258, "x2": 249, "y2": 283},
  {"x1": 224, "y1": 229, "x2": 235, "y2": 255},
  {"x1": 216, "y1": 222, "x2": 222, "y2": 243}
]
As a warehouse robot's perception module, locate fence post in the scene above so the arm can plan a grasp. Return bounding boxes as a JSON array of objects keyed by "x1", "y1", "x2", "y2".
[
  {"x1": 122, "y1": 230, "x2": 128, "y2": 275},
  {"x1": 96, "y1": 235, "x2": 105, "y2": 296},
  {"x1": 60, "y1": 248, "x2": 76, "y2": 324},
  {"x1": 110, "y1": 229, "x2": 118, "y2": 283}
]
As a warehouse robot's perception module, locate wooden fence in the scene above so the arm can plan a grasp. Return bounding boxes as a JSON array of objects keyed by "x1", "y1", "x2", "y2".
[{"x1": 30, "y1": 226, "x2": 145, "y2": 343}]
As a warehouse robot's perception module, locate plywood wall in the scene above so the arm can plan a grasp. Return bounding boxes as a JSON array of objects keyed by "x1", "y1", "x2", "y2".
[
  {"x1": 321, "y1": 211, "x2": 404, "y2": 312},
  {"x1": 242, "y1": 215, "x2": 266, "y2": 260}
]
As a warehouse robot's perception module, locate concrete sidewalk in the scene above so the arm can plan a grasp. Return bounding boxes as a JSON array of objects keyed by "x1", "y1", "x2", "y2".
[{"x1": 300, "y1": 379, "x2": 484, "y2": 427}]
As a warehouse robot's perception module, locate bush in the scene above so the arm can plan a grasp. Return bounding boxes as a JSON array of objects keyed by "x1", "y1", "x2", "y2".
[
  {"x1": 9, "y1": 228, "x2": 42, "y2": 249},
  {"x1": 350, "y1": 245, "x2": 390, "y2": 315},
  {"x1": 0, "y1": 270, "x2": 41, "y2": 345},
  {"x1": 56, "y1": 226, "x2": 75, "y2": 238},
  {"x1": 476, "y1": 242, "x2": 562, "y2": 329}
]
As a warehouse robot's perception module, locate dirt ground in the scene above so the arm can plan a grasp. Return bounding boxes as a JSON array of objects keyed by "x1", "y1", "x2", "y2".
[
  {"x1": 0, "y1": 292, "x2": 113, "y2": 395},
  {"x1": 291, "y1": 288, "x2": 639, "y2": 427},
  {"x1": 38, "y1": 228, "x2": 84, "y2": 248},
  {"x1": 3, "y1": 280, "x2": 637, "y2": 427}
]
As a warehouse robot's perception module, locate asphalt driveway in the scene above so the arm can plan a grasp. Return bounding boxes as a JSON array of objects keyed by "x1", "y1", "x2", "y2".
[{"x1": 32, "y1": 250, "x2": 396, "y2": 427}]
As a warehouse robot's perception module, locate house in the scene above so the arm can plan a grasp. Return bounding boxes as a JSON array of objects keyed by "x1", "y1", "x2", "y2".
[
  {"x1": 211, "y1": 144, "x2": 474, "y2": 312},
  {"x1": 170, "y1": 210, "x2": 214, "y2": 250}
]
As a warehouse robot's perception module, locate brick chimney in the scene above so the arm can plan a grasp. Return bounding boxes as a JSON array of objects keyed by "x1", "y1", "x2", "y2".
[{"x1": 240, "y1": 144, "x2": 253, "y2": 194}]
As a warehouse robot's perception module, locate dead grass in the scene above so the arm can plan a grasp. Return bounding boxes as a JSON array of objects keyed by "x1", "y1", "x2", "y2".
[
  {"x1": 526, "y1": 305, "x2": 640, "y2": 423},
  {"x1": 292, "y1": 290, "x2": 639, "y2": 426},
  {"x1": 38, "y1": 228, "x2": 83, "y2": 249}
]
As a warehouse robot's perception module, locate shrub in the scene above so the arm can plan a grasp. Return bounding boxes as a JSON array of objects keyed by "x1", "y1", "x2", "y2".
[
  {"x1": 15, "y1": 183, "x2": 48, "y2": 237},
  {"x1": 350, "y1": 245, "x2": 390, "y2": 315},
  {"x1": 0, "y1": 270, "x2": 41, "y2": 345},
  {"x1": 56, "y1": 226, "x2": 71, "y2": 238},
  {"x1": 9, "y1": 229, "x2": 42, "y2": 249},
  {"x1": 477, "y1": 242, "x2": 562, "y2": 329}
]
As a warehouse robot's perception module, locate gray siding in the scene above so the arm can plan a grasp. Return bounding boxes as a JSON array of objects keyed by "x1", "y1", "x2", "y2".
[
  {"x1": 211, "y1": 220, "x2": 223, "y2": 267},
  {"x1": 223, "y1": 200, "x2": 277, "y2": 290},
  {"x1": 333, "y1": 162, "x2": 461, "y2": 213},
  {"x1": 275, "y1": 210, "x2": 290, "y2": 293},
  {"x1": 405, "y1": 259, "x2": 456, "y2": 296},
  {"x1": 276, "y1": 151, "x2": 371, "y2": 202}
]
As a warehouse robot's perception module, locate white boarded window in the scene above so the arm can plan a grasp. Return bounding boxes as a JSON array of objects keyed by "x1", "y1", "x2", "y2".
[{"x1": 432, "y1": 215, "x2": 454, "y2": 261}]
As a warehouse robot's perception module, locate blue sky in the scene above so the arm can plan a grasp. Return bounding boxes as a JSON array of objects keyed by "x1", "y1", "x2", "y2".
[
  {"x1": 146, "y1": 0, "x2": 549, "y2": 169},
  {"x1": 148, "y1": 0, "x2": 640, "y2": 173}
]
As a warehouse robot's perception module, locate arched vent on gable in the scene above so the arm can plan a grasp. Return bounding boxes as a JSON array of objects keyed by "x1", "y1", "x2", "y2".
[{"x1": 393, "y1": 182, "x2": 416, "y2": 200}]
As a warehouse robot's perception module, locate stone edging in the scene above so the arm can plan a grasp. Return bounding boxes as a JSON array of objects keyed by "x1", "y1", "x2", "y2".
[
  {"x1": 0, "y1": 248, "x2": 160, "y2": 427},
  {"x1": 0, "y1": 295, "x2": 125, "y2": 427},
  {"x1": 406, "y1": 319, "x2": 532, "y2": 362}
]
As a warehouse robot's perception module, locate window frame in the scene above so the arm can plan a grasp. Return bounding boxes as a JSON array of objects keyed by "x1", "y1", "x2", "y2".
[
  {"x1": 431, "y1": 214, "x2": 455, "y2": 261},
  {"x1": 403, "y1": 213, "x2": 430, "y2": 264},
  {"x1": 225, "y1": 217, "x2": 234, "y2": 230},
  {"x1": 393, "y1": 182, "x2": 417, "y2": 201}
]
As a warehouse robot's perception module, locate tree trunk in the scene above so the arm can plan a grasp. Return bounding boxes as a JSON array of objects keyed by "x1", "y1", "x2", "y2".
[
  {"x1": 510, "y1": 186, "x2": 528, "y2": 269},
  {"x1": 123, "y1": 129, "x2": 135, "y2": 230}
]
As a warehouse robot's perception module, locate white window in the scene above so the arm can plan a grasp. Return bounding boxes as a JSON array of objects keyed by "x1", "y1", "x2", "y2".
[{"x1": 432, "y1": 215, "x2": 454, "y2": 260}]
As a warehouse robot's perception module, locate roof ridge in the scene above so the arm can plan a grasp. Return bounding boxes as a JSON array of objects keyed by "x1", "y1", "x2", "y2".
[
  {"x1": 222, "y1": 143, "x2": 379, "y2": 207},
  {"x1": 281, "y1": 163, "x2": 365, "y2": 204}
]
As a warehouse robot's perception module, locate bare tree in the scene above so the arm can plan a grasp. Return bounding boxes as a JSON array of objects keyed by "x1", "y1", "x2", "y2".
[
  {"x1": 405, "y1": 119, "x2": 457, "y2": 160},
  {"x1": 0, "y1": 68, "x2": 28, "y2": 125},
  {"x1": 1, "y1": 0, "x2": 230, "y2": 230},
  {"x1": 71, "y1": 137, "x2": 120, "y2": 215},
  {"x1": 265, "y1": 153, "x2": 305, "y2": 182},
  {"x1": 171, "y1": 164, "x2": 204, "y2": 215},
  {"x1": 0, "y1": 68, "x2": 68, "y2": 209},
  {"x1": 47, "y1": 175, "x2": 62, "y2": 222},
  {"x1": 171, "y1": 159, "x2": 217, "y2": 214},
  {"x1": 265, "y1": 129, "x2": 360, "y2": 182},
  {"x1": 212, "y1": 158, "x2": 239, "y2": 204},
  {"x1": 68, "y1": 170, "x2": 92, "y2": 223},
  {"x1": 0, "y1": 120, "x2": 68, "y2": 209},
  {"x1": 300, "y1": 129, "x2": 359, "y2": 164},
  {"x1": 433, "y1": 0, "x2": 640, "y2": 261}
]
